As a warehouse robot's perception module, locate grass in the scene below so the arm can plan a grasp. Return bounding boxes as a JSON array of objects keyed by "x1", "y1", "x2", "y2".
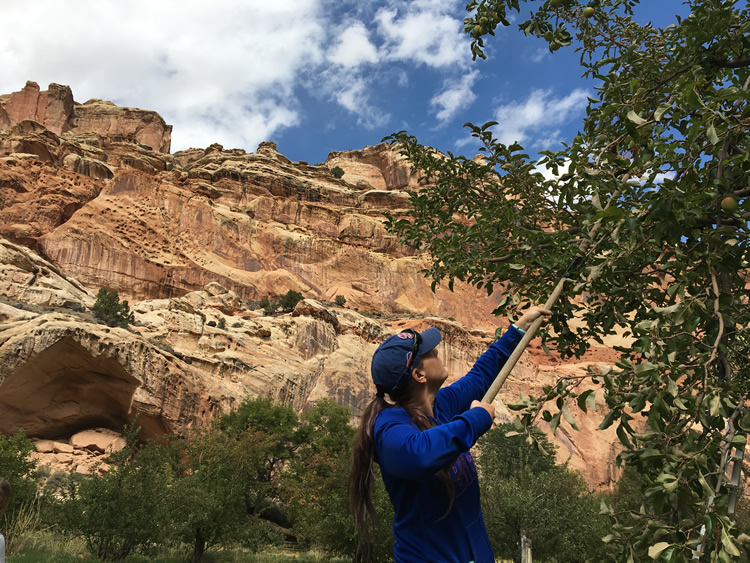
[{"x1": 7, "y1": 531, "x2": 348, "y2": 562}]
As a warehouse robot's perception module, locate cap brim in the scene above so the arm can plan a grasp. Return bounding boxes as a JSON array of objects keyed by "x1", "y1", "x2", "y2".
[{"x1": 418, "y1": 327, "x2": 441, "y2": 357}]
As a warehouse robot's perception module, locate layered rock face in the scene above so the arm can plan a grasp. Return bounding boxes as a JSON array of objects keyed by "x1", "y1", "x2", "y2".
[
  {"x1": 0, "y1": 83, "x2": 624, "y2": 489},
  {"x1": 0, "y1": 81, "x2": 171, "y2": 151}
]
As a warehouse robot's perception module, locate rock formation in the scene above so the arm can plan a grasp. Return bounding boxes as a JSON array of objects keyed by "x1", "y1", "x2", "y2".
[
  {"x1": 0, "y1": 82, "x2": 625, "y2": 489},
  {"x1": 0, "y1": 81, "x2": 171, "y2": 151}
]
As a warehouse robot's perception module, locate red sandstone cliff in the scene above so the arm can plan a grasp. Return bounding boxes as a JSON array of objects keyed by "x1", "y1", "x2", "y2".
[{"x1": 0, "y1": 82, "x2": 624, "y2": 488}]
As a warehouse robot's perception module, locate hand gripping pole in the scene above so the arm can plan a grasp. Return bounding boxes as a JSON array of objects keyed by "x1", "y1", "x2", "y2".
[{"x1": 481, "y1": 276, "x2": 569, "y2": 404}]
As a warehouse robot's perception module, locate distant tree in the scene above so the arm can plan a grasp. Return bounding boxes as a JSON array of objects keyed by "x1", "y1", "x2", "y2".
[
  {"x1": 334, "y1": 295, "x2": 347, "y2": 307},
  {"x1": 259, "y1": 296, "x2": 277, "y2": 315},
  {"x1": 282, "y1": 399, "x2": 394, "y2": 561},
  {"x1": 477, "y1": 425, "x2": 610, "y2": 562},
  {"x1": 92, "y1": 288, "x2": 134, "y2": 328},
  {"x1": 218, "y1": 397, "x2": 300, "y2": 520},
  {"x1": 0, "y1": 430, "x2": 38, "y2": 537},
  {"x1": 168, "y1": 425, "x2": 282, "y2": 562},
  {"x1": 330, "y1": 166, "x2": 345, "y2": 179},
  {"x1": 56, "y1": 426, "x2": 175, "y2": 561},
  {"x1": 279, "y1": 290, "x2": 304, "y2": 311}
]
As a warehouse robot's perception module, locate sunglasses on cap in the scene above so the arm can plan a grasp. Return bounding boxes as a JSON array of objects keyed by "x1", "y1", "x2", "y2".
[{"x1": 401, "y1": 328, "x2": 422, "y2": 372}]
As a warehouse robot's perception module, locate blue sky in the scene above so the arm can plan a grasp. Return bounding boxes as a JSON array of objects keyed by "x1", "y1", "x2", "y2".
[{"x1": 1, "y1": 0, "x2": 689, "y2": 165}]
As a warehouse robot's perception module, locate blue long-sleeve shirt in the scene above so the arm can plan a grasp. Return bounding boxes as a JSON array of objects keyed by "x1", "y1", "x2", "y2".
[{"x1": 374, "y1": 326, "x2": 523, "y2": 563}]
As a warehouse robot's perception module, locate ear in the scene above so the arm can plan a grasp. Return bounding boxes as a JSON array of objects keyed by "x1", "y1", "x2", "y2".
[{"x1": 410, "y1": 367, "x2": 427, "y2": 384}]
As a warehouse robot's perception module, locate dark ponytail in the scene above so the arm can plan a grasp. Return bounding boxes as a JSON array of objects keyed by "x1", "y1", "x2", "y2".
[
  {"x1": 350, "y1": 378, "x2": 456, "y2": 543},
  {"x1": 350, "y1": 394, "x2": 390, "y2": 541}
]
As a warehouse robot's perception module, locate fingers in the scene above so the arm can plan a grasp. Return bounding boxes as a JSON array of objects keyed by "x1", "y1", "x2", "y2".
[
  {"x1": 515, "y1": 306, "x2": 552, "y2": 331},
  {"x1": 470, "y1": 400, "x2": 495, "y2": 420}
]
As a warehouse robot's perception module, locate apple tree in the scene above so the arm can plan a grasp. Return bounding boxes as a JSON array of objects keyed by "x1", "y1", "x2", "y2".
[{"x1": 384, "y1": 0, "x2": 750, "y2": 559}]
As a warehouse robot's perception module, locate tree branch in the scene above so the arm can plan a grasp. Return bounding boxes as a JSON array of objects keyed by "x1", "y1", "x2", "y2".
[{"x1": 709, "y1": 56, "x2": 750, "y2": 69}]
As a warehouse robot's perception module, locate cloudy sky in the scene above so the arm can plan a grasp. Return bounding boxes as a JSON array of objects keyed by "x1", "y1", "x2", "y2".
[{"x1": 1, "y1": 0, "x2": 687, "y2": 164}]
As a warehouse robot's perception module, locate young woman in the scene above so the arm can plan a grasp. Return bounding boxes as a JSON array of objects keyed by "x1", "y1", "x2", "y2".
[
  {"x1": 0, "y1": 477, "x2": 9, "y2": 563},
  {"x1": 350, "y1": 307, "x2": 550, "y2": 562}
]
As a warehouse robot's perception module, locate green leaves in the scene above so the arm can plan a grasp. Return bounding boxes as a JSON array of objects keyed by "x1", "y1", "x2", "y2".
[
  {"x1": 577, "y1": 389, "x2": 597, "y2": 412},
  {"x1": 92, "y1": 287, "x2": 135, "y2": 328},
  {"x1": 627, "y1": 109, "x2": 648, "y2": 126},
  {"x1": 648, "y1": 542, "x2": 672, "y2": 559},
  {"x1": 478, "y1": 424, "x2": 610, "y2": 561},
  {"x1": 391, "y1": 0, "x2": 750, "y2": 559}
]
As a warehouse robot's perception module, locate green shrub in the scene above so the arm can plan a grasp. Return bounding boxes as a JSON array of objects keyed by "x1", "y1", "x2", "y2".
[
  {"x1": 55, "y1": 427, "x2": 178, "y2": 561},
  {"x1": 217, "y1": 317, "x2": 227, "y2": 330},
  {"x1": 0, "y1": 430, "x2": 38, "y2": 517},
  {"x1": 330, "y1": 166, "x2": 345, "y2": 179},
  {"x1": 478, "y1": 425, "x2": 610, "y2": 562},
  {"x1": 279, "y1": 290, "x2": 303, "y2": 312},
  {"x1": 259, "y1": 296, "x2": 277, "y2": 315},
  {"x1": 0, "y1": 430, "x2": 41, "y2": 555},
  {"x1": 334, "y1": 295, "x2": 346, "y2": 307},
  {"x1": 92, "y1": 288, "x2": 134, "y2": 328}
]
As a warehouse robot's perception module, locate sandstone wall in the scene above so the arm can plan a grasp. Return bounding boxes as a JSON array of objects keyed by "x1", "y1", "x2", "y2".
[
  {"x1": 0, "y1": 81, "x2": 171, "y2": 152},
  {"x1": 0, "y1": 83, "x2": 625, "y2": 489}
]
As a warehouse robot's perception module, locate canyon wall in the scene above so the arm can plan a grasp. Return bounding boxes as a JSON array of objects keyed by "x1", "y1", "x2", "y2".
[{"x1": 0, "y1": 83, "x2": 623, "y2": 488}]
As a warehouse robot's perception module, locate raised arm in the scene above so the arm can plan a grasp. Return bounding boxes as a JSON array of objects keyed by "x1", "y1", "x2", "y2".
[
  {"x1": 374, "y1": 408, "x2": 493, "y2": 479},
  {"x1": 436, "y1": 306, "x2": 551, "y2": 420}
]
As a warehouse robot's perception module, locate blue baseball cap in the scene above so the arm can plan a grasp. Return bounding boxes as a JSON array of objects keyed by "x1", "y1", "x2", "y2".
[{"x1": 371, "y1": 327, "x2": 442, "y2": 394}]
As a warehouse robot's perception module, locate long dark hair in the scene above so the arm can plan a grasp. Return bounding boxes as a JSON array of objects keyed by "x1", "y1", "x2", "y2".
[{"x1": 349, "y1": 353, "x2": 454, "y2": 542}]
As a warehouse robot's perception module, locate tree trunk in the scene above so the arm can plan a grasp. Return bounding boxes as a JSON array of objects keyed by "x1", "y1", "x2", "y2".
[{"x1": 192, "y1": 528, "x2": 205, "y2": 563}]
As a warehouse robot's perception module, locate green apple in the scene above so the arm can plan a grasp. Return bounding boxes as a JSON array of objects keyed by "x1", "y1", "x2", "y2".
[
  {"x1": 721, "y1": 196, "x2": 739, "y2": 212},
  {"x1": 583, "y1": 6, "x2": 595, "y2": 17},
  {"x1": 550, "y1": 0, "x2": 563, "y2": 7}
]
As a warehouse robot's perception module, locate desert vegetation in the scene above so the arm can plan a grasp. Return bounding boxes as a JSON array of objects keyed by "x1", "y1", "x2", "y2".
[{"x1": 0, "y1": 396, "x2": 686, "y2": 562}]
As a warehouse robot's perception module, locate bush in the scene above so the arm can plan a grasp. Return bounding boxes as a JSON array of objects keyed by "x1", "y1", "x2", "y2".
[
  {"x1": 477, "y1": 425, "x2": 610, "y2": 561},
  {"x1": 279, "y1": 290, "x2": 303, "y2": 312},
  {"x1": 334, "y1": 295, "x2": 346, "y2": 307},
  {"x1": 217, "y1": 317, "x2": 227, "y2": 330},
  {"x1": 330, "y1": 166, "x2": 345, "y2": 179},
  {"x1": 0, "y1": 431, "x2": 41, "y2": 555},
  {"x1": 0, "y1": 431, "x2": 38, "y2": 516},
  {"x1": 92, "y1": 288, "x2": 134, "y2": 328},
  {"x1": 56, "y1": 427, "x2": 178, "y2": 561},
  {"x1": 258, "y1": 296, "x2": 277, "y2": 315}
]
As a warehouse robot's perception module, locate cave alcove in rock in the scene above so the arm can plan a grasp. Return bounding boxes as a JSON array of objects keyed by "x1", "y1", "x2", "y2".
[{"x1": 0, "y1": 337, "x2": 140, "y2": 440}]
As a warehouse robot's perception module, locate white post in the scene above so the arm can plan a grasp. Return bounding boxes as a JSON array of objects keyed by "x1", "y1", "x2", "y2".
[{"x1": 521, "y1": 530, "x2": 532, "y2": 563}]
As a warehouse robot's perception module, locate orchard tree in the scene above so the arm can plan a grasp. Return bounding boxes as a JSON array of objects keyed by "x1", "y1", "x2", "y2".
[
  {"x1": 168, "y1": 425, "x2": 282, "y2": 562},
  {"x1": 384, "y1": 0, "x2": 750, "y2": 560},
  {"x1": 57, "y1": 427, "x2": 177, "y2": 561},
  {"x1": 478, "y1": 424, "x2": 610, "y2": 561}
]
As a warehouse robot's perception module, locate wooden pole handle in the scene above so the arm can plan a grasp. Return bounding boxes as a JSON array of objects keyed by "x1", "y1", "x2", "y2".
[{"x1": 481, "y1": 277, "x2": 569, "y2": 404}]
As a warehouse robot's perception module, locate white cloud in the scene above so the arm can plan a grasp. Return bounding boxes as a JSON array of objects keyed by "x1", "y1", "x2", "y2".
[
  {"x1": 374, "y1": 3, "x2": 470, "y2": 68},
  {"x1": 430, "y1": 70, "x2": 479, "y2": 123},
  {"x1": 327, "y1": 22, "x2": 379, "y2": 67},
  {"x1": 327, "y1": 74, "x2": 391, "y2": 129},
  {"x1": 491, "y1": 88, "x2": 590, "y2": 149},
  {"x1": 530, "y1": 47, "x2": 550, "y2": 63},
  {"x1": 534, "y1": 158, "x2": 571, "y2": 182},
  {"x1": 0, "y1": 0, "x2": 325, "y2": 152},
  {"x1": 0, "y1": 0, "x2": 591, "y2": 159}
]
